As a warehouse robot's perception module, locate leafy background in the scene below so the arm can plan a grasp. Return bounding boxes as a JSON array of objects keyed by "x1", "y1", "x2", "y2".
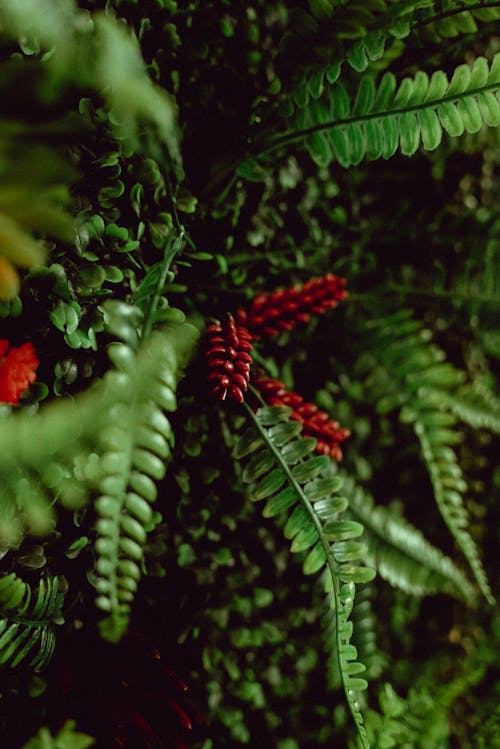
[{"x1": 0, "y1": 1, "x2": 499, "y2": 748}]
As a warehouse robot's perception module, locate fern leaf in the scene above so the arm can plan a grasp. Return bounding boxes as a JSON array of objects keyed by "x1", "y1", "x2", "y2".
[
  {"x1": 0, "y1": 572, "x2": 65, "y2": 671},
  {"x1": 277, "y1": 54, "x2": 500, "y2": 167},
  {"x1": 94, "y1": 314, "x2": 199, "y2": 642},
  {"x1": 359, "y1": 308, "x2": 494, "y2": 604},
  {"x1": 344, "y1": 478, "x2": 477, "y2": 601},
  {"x1": 236, "y1": 404, "x2": 374, "y2": 749}
]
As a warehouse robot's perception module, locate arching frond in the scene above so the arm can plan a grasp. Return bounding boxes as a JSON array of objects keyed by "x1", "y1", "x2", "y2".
[
  {"x1": 94, "y1": 306, "x2": 198, "y2": 642},
  {"x1": 274, "y1": 55, "x2": 500, "y2": 168},
  {"x1": 235, "y1": 404, "x2": 375, "y2": 749},
  {"x1": 358, "y1": 308, "x2": 494, "y2": 603}
]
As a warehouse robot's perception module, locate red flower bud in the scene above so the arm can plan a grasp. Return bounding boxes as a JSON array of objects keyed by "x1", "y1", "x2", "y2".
[
  {"x1": 0, "y1": 339, "x2": 39, "y2": 405},
  {"x1": 206, "y1": 314, "x2": 253, "y2": 403},
  {"x1": 254, "y1": 376, "x2": 350, "y2": 461},
  {"x1": 237, "y1": 274, "x2": 348, "y2": 339}
]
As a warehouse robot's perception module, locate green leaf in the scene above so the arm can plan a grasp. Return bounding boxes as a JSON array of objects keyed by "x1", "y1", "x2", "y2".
[
  {"x1": 456, "y1": 97, "x2": 482, "y2": 133},
  {"x1": 399, "y1": 112, "x2": 420, "y2": 156},
  {"x1": 418, "y1": 108, "x2": 442, "y2": 150},
  {"x1": 290, "y1": 522, "x2": 318, "y2": 552},
  {"x1": 332, "y1": 540, "x2": 367, "y2": 562},
  {"x1": 268, "y1": 420, "x2": 303, "y2": 447},
  {"x1": 303, "y1": 541, "x2": 327, "y2": 575},
  {"x1": 313, "y1": 496, "x2": 349, "y2": 518},
  {"x1": 250, "y1": 469, "x2": 287, "y2": 501},
  {"x1": 257, "y1": 406, "x2": 292, "y2": 425},
  {"x1": 338, "y1": 565, "x2": 376, "y2": 584},
  {"x1": 284, "y1": 505, "x2": 309, "y2": 540},
  {"x1": 324, "y1": 520, "x2": 364, "y2": 542},
  {"x1": 291, "y1": 455, "x2": 331, "y2": 482},
  {"x1": 281, "y1": 437, "x2": 317, "y2": 464},
  {"x1": 242, "y1": 450, "x2": 276, "y2": 481},
  {"x1": 263, "y1": 487, "x2": 300, "y2": 517},
  {"x1": 304, "y1": 475, "x2": 344, "y2": 501},
  {"x1": 438, "y1": 102, "x2": 464, "y2": 137},
  {"x1": 233, "y1": 427, "x2": 262, "y2": 458}
]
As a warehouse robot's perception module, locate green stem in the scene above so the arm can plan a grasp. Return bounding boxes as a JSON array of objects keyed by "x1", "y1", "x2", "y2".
[{"x1": 142, "y1": 231, "x2": 184, "y2": 339}]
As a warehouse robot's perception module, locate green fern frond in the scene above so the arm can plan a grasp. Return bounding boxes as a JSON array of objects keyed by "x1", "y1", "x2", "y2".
[
  {"x1": 94, "y1": 305, "x2": 199, "y2": 642},
  {"x1": 344, "y1": 478, "x2": 477, "y2": 601},
  {"x1": 359, "y1": 308, "x2": 494, "y2": 604},
  {"x1": 0, "y1": 572, "x2": 65, "y2": 671},
  {"x1": 274, "y1": 54, "x2": 500, "y2": 168},
  {"x1": 408, "y1": 405, "x2": 494, "y2": 604},
  {"x1": 236, "y1": 404, "x2": 375, "y2": 749}
]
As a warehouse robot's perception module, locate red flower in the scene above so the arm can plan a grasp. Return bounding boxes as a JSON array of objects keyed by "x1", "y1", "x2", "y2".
[
  {"x1": 255, "y1": 377, "x2": 350, "y2": 461},
  {"x1": 0, "y1": 339, "x2": 39, "y2": 405},
  {"x1": 236, "y1": 273, "x2": 348, "y2": 339},
  {"x1": 206, "y1": 314, "x2": 253, "y2": 403}
]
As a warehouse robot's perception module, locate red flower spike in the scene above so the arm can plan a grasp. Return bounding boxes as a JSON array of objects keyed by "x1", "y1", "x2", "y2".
[
  {"x1": 236, "y1": 273, "x2": 348, "y2": 339},
  {"x1": 206, "y1": 314, "x2": 253, "y2": 403},
  {"x1": 0, "y1": 339, "x2": 39, "y2": 405},
  {"x1": 255, "y1": 376, "x2": 350, "y2": 461}
]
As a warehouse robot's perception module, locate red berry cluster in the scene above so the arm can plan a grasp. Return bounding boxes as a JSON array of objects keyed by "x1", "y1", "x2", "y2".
[
  {"x1": 255, "y1": 377, "x2": 350, "y2": 461},
  {"x1": 206, "y1": 314, "x2": 253, "y2": 403},
  {"x1": 236, "y1": 273, "x2": 348, "y2": 339}
]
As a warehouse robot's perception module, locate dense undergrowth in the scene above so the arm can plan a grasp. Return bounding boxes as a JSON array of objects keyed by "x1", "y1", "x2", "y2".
[{"x1": 0, "y1": 1, "x2": 499, "y2": 748}]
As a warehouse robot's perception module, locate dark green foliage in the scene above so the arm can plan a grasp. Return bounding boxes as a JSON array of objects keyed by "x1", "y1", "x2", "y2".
[
  {"x1": 0, "y1": 573, "x2": 65, "y2": 671},
  {"x1": 0, "y1": 1, "x2": 498, "y2": 748}
]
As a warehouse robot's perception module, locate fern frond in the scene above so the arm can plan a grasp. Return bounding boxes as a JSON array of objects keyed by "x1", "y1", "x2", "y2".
[
  {"x1": 344, "y1": 478, "x2": 477, "y2": 601},
  {"x1": 408, "y1": 405, "x2": 494, "y2": 604},
  {"x1": 274, "y1": 54, "x2": 500, "y2": 168},
  {"x1": 94, "y1": 305, "x2": 199, "y2": 642},
  {"x1": 236, "y1": 404, "x2": 375, "y2": 749},
  {"x1": 359, "y1": 308, "x2": 494, "y2": 603},
  {"x1": 0, "y1": 572, "x2": 65, "y2": 671}
]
